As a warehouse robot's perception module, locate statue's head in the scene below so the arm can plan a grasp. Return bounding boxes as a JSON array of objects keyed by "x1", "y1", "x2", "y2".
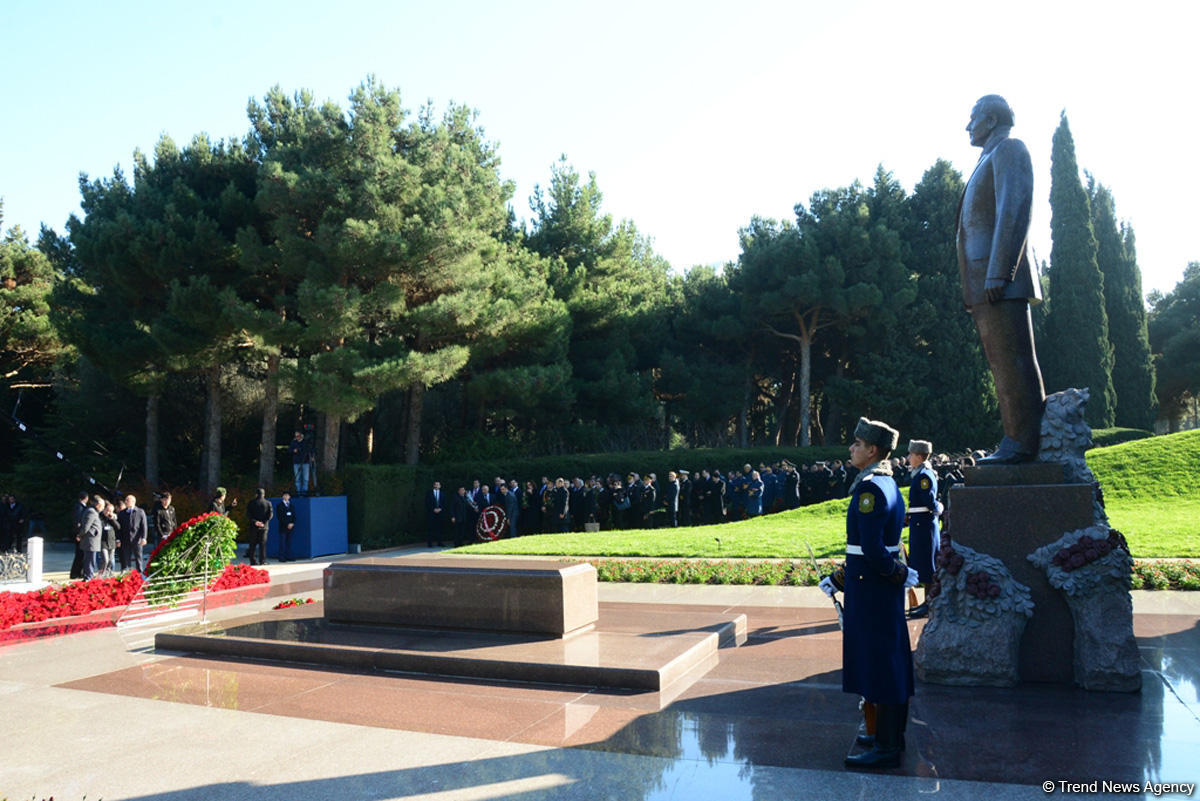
[{"x1": 967, "y1": 94, "x2": 1015, "y2": 146}]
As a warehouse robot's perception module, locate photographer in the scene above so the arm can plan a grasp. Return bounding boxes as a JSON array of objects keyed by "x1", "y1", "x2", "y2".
[{"x1": 289, "y1": 430, "x2": 313, "y2": 495}]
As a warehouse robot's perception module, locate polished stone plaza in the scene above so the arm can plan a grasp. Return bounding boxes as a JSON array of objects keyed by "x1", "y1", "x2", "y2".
[{"x1": 2, "y1": 548, "x2": 1197, "y2": 800}]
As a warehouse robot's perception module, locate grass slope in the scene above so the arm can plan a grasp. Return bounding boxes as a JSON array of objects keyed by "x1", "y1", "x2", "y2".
[
  {"x1": 1087, "y1": 428, "x2": 1200, "y2": 557},
  {"x1": 456, "y1": 430, "x2": 1200, "y2": 559}
]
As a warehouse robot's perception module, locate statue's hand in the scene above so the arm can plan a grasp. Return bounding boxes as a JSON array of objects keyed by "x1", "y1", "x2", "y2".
[{"x1": 984, "y1": 277, "x2": 1008, "y2": 303}]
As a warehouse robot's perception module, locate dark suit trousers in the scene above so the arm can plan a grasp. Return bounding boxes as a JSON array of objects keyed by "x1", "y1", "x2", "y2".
[{"x1": 971, "y1": 299, "x2": 1045, "y2": 454}]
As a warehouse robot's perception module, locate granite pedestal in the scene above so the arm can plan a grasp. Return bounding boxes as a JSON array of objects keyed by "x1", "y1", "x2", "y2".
[
  {"x1": 323, "y1": 556, "x2": 599, "y2": 637},
  {"x1": 948, "y1": 464, "x2": 1094, "y2": 683},
  {"x1": 156, "y1": 555, "x2": 745, "y2": 692}
]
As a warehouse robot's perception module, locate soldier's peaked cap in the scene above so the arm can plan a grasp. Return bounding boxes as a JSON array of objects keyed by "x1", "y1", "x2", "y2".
[
  {"x1": 908, "y1": 439, "x2": 932, "y2": 455},
  {"x1": 854, "y1": 417, "x2": 899, "y2": 452}
]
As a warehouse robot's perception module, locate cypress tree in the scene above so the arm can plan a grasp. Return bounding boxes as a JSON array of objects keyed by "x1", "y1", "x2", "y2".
[
  {"x1": 1088, "y1": 178, "x2": 1157, "y2": 429},
  {"x1": 1043, "y1": 114, "x2": 1116, "y2": 428}
]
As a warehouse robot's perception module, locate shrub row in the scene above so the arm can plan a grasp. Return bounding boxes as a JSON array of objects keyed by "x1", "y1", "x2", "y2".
[
  {"x1": 1089, "y1": 427, "x2": 1155, "y2": 448},
  {"x1": 568, "y1": 557, "x2": 1200, "y2": 591}
]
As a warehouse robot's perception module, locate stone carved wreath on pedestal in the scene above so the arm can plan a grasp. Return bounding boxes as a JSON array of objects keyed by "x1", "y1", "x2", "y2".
[
  {"x1": 929, "y1": 536, "x2": 1034, "y2": 625},
  {"x1": 1027, "y1": 525, "x2": 1132, "y2": 597}
]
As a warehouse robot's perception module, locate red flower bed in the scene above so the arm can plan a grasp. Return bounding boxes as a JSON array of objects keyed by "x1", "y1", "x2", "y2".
[
  {"x1": 210, "y1": 563, "x2": 270, "y2": 591},
  {"x1": 0, "y1": 571, "x2": 144, "y2": 630},
  {"x1": 0, "y1": 563, "x2": 270, "y2": 632}
]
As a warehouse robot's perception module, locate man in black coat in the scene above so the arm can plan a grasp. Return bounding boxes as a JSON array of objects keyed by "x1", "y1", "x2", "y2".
[
  {"x1": 1, "y1": 495, "x2": 26, "y2": 552},
  {"x1": 276, "y1": 491, "x2": 298, "y2": 561},
  {"x1": 246, "y1": 488, "x2": 274, "y2": 565},
  {"x1": 152, "y1": 493, "x2": 177, "y2": 547},
  {"x1": 639, "y1": 475, "x2": 658, "y2": 529},
  {"x1": 552, "y1": 478, "x2": 570, "y2": 533},
  {"x1": 449, "y1": 487, "x2": 471, "y2": 546},
  {"x1": 677, "y1": 470, "x2": 692, "y2": 527}
]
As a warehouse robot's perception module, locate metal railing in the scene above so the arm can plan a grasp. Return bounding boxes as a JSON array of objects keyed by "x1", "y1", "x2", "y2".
[{"x1": 117, "y1": 533, "x2": 219, "y2": 628}]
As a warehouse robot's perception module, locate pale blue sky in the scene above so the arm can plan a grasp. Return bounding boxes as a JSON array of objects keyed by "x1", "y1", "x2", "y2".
[{"x1": 2, "y1": 0, "x2": 1194, "y2": 296}]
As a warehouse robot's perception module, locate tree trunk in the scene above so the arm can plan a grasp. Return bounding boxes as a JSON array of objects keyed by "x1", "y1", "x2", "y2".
[
  {"x1": 405, "y1": 383, "x2": 424, "y2": 465},
  {"x1": 257, "y1": 353, "x2": 281, "y2": 488},
  {"x1": 797, "y1": 335, "x2": 812, "y2": 447},
  {"x1": 203, "y1": 366, "x2": 222, "y2": 492},
  {"x1": 321, "y1": 413, "x2": 341, "y2": 474},
  {"x1": 824, "y1": 346, "x2": 847, "y2": 447},
  {"x1": 144, "y1": 394, "x2": 160, "y2": 488},
  {"x1": 773, "y1": 365, "x2": 796, "y2": 446},
  {"x1": 737, "y1": 370, "x2": 751, "y2": 449}
]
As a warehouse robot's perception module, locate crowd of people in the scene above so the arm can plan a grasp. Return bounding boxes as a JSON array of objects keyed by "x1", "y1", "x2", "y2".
[
  {"x1": 424, "y1": 452, "x2": 978, "y2": 545},
  {"x1": 57, "y1": 485, "x2": 302, "y2": 579}
]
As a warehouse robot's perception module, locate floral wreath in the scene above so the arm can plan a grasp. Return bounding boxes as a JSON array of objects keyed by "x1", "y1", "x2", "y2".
[{"x1": 143, "y1": 511, "x2": 240, "y2": 604}]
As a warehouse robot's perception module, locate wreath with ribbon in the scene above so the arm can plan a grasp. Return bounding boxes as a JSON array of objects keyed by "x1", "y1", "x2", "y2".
[{"x1": 475, "y1": 504, "x2": 508, "y2": 541}]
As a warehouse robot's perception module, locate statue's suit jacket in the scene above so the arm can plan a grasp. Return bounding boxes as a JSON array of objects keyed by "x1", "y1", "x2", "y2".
[{"x1": 956, "y1": 135, "x2": 1042, "y2": 308}]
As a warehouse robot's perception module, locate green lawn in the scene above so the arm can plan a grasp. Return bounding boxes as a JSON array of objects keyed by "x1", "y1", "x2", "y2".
[
  {"x1": 456, "y1": 498, "x2": 849, "y2": 560},
  {"x1": 455, "y1": 430, "x2": 1200, "y2": 559},
  {"x1": 1088, "y1": 428, "x2": 1200, "y2": 557}
]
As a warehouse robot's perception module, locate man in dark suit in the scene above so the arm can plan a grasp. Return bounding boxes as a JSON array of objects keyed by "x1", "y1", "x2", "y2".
[
  {"x1": 500, "y1": 482, "x2": 519, "y2": 538},
  {"x1": 957, "y1": 94, "x2": 1046, "y2": 464},
  {"x1": 276, "y1": 491, "x2": 297, "y2": 561},
  {"x1": 662, "y1": 471, "x2": 680, "y2": 528},
  {"x1": 117, "y1": 494, "x2": 148, "y2": 573},
  {"x1": 246, "y1": 489, "x2": 274, "y2": 565},
  {"x1": 551, "y1": 478, "x2": 570, "y2": 533},
  {"x1": 426, "y1": 481, "x2": 446, "y2": 547}
]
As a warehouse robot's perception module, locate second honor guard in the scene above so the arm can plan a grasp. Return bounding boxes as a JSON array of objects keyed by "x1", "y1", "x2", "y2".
[{"x1": 904, "y1": 439, "x2": 941, "y2": 619}]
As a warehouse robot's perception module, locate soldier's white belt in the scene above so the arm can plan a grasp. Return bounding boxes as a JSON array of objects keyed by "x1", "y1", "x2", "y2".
[
  {"x1": 907, "y1": 506, "x2": 933, "y2": 514},
  {"x1": 845, "y1": 544, "x2": 901, "y2": 556}
]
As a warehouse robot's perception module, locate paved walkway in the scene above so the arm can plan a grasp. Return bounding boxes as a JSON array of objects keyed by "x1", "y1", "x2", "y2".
[{"x1": 2, "y1": 549, "x2": 1198, "y2": 800}]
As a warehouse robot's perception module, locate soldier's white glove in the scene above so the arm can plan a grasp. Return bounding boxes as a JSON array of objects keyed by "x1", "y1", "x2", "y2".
[
  {"x1": 904, "y1": 567, "x2": 920, "y2": 588},
  {"x1": 819, "y1": 576, "x2": 837, "y2": 597}
]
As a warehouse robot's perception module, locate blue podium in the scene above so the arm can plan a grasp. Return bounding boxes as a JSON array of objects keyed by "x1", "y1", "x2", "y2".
[{"x1": 266, "y1": 495, "x2": 348, "y2": 560}]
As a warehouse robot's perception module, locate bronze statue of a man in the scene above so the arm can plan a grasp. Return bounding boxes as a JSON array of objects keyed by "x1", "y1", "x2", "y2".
[{"x1": 957, "y1": 94, "x2": 1046, "y2": 464}]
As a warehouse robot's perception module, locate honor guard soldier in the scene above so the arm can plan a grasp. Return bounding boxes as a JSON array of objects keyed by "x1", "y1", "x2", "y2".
[
  {"x1": 820, "y1": 416, "x2": 918, "y2": 770},
  {"x1": 904, "y1": 439, "x2": 941, "y2": 619}
]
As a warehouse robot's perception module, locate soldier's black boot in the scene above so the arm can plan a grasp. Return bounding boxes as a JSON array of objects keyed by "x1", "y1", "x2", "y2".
[{"x1": 845, "y1": 704, "x2": 903, "y2": 769}]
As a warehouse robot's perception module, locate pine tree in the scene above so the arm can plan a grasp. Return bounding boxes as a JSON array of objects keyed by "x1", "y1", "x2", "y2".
[
  {"x1": 1043, "y1": 114, "x2": 1116, "y2": 428},
  {"x1": 905, "y1": 159, "x2": 1000, "y2": 449},
  {"x1": 1088, "y1": 178, "x2": 1157, "y2": 429},
  {"x1": 251, "y1": 79, "x2": 532, "y2": 468},
  {"x1": 1, "y1": 207, "x2": 65, "y2": 393},
  {"x1": 737, "y1": 177, "x2": 917, "y2": 446},
  {"x1": 525, "y1": 158, "x2": 671, "y2": 447}
]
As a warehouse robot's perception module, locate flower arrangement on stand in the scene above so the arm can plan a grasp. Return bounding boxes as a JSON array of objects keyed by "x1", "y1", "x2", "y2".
[{"x1": 143, "y1": 511, "x2": 240, "y2": 605}]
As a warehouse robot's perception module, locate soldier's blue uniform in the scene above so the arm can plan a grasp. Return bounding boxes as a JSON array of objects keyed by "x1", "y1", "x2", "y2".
[
  {"x1": 843, "y1": 468, "x2": 914, "y2": 706},
  {"x1": 906, "y1": 463, "x2": 940, "y2": 584}
]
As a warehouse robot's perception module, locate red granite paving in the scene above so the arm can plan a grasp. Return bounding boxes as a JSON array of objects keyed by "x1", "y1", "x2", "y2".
[{"x1": 59, "y1": 600, "x2": 1200, "y2": 788}]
